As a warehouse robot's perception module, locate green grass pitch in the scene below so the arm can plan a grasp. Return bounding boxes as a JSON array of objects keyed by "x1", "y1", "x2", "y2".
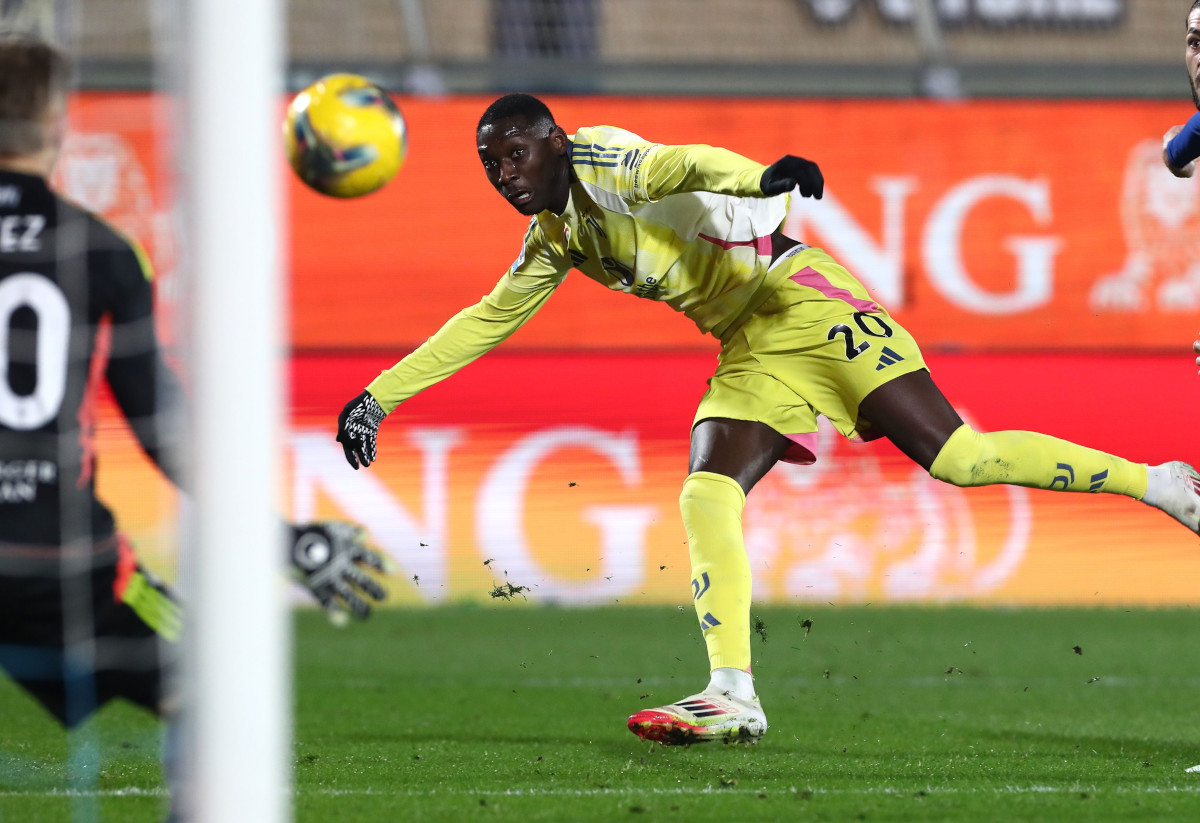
[{"x1": 3, "y1": 604, "x2": 1200, "y2": 821}]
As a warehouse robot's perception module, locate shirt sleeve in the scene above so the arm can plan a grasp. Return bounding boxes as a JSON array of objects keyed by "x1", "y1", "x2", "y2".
[
  {"x1": 630, "y1": 143, "x2": 769, "y2": 203},
  {"x1": 1167, "y1": 111, "x2": 1200, "y2": 169},
  {"x1": 367, "y1": 217, "x2": 569, "y2": 412},
  {"x1": 100, "y1": 236, "x2": 187, "y2": 488}
]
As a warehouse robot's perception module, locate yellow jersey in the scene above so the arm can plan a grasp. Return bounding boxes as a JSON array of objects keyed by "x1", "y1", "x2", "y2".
[{"x1": 369, "y1": 125, "x2": 796, "y2": 411}]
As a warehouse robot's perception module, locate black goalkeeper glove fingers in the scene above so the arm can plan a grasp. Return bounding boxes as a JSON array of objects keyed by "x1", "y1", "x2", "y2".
[
  {"x1": 330, "y1": 578, "x2": 373, "y2": 622},
  {"x1": 336, "y1": 390, "x2": 387, "y2": 470},
  {"x1": 760, "y1": 155, "x2": 824, "y2": 199},
  {"x1": 290, "y1": 521, "x2": 394, "y2": 624},
  {"x1": 341, "y1": 564, "x2": 388, "y2": 604}
]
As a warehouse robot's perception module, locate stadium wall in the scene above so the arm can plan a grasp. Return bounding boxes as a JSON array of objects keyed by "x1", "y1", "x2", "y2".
[{"x1": 64, "y1": 92, "x2": 1200, "y2": 606}]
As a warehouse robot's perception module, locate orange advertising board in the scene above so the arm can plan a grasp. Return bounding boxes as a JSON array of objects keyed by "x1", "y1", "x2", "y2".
[
  {"x1": 104, "y1": 349, "x2": 1200, "y2": 607},
  {"x1": 57, "y1": 92, "x2": 1200, "y2": 607},
  {"x1": 286, "y1": 96, "x2": 1200, "y2": 352},
  {"x1": 59, "y1": 93, "x2": 1200, "y2": 354}
]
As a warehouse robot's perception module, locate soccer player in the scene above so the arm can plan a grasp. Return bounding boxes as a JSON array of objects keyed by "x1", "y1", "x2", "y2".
[
  {"x1": 1163, "y1": 1, "x2": 1200, "y2": 177},
  {"x1": 0, "y1": 37, "x2": 389, "y2": 748},
  {"x1": 337, "y1": 93, "x2": 1200, "y2": 746}
]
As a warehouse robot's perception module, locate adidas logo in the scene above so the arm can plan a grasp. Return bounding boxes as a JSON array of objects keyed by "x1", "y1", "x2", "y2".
[{"x1": 875, "y1": 346, "x2": 905, "y2": 371}]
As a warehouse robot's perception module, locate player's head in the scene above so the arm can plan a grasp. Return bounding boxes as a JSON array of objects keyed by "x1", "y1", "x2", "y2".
[
  {"x1": 477, "y1": 93, "x2": 571, "y2": 216},
  {"x1": 0, "y1": 38, "x2": 69, "y2": 177},
  {"x1": 1188, "y1": 1, "x2": 1200, "y2": 109}
]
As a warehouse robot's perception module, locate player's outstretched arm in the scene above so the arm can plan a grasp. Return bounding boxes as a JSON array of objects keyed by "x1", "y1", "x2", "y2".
[
  {"x1": 760, "y1": 155, "x2": 825, "y2": 198},
  {"x1": 1163, "y1": 115, "x2": 1200, "y2": 178},
  {"x1": 337, "y1": 389, "x2": 387, "y2": 469},
  {"x1": 290, "y1": 521, "x2": 394, "y2": 624}
]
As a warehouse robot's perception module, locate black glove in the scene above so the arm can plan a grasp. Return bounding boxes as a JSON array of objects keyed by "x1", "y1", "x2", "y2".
[
  {"x1": 337, "y1": 389, "x2": 386, "y2": 469},
  {"x1": 290, "y1": 521, "x2": 393, "y2": 624},
  {"x1": 760, "y1": 155, "x2": 824, "y2": 199}
]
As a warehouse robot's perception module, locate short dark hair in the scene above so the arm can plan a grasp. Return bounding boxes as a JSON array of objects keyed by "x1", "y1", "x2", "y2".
[
  {"x1": 477, "y1": 93, "x2": 556, "y2": 137},
  {"x1": 0, "y1": 38, "x2": 69, "y2": 156},
  {"x1": 1191, "y1": 0, "x2": 1200, "y2": 24}
]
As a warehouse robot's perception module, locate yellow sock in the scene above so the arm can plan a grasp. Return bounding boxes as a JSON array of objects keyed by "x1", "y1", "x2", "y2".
[
  {"x1": 929, "y1": 424, "x2": 1148, "y2": 499},
  {"x1": 679, "y1": 471, "x2": 751, "y2": 672}
]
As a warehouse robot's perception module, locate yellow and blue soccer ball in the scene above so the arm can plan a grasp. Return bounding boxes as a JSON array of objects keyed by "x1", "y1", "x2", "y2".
[{"x1": 283, "y1": 73, "x2": 408, "y2": 198}]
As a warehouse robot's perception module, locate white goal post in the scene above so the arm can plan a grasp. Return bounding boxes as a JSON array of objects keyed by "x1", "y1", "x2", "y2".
[{"x1": 181, "y1": 0, "x2": 289, "y2": 821}]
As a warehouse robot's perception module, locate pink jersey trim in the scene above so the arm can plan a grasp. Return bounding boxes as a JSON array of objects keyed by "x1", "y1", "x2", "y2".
[
  {"x1": 788, "y1": 266, "x2": 880, "y2": 313},
  {"x1": 698, "y1": 232, "x2": 772, "y2": 256},
  {"x1": 782, "y1": 432, "x2": 818, "y2": 465}
]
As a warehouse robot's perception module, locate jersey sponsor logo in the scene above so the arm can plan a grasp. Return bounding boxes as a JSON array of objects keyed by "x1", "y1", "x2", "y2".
[
  {"x1": 0, "y1": 459, "x2": 56, "y2": 503},
  {"x1": 632, "y1": 275, "x2": 662, "y2": 300}
]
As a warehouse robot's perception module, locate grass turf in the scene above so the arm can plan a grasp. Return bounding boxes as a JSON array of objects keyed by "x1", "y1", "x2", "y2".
[{"x1": 2, "y1": 605, "x2": 1200, "y2": 821}]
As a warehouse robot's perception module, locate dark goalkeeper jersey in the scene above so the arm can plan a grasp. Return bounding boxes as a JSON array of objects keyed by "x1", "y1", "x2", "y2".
[{"x1": 0, "y1": 170, "x2": 182, "y2": 546}]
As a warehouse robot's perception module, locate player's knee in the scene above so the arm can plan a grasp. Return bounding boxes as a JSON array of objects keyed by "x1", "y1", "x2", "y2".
[
  {"x1": 928, "y1": 424, "x2": 989, "y2": 487},
  {"x1": 679, "y1": 471, "x2": 746, "y2": 517}
]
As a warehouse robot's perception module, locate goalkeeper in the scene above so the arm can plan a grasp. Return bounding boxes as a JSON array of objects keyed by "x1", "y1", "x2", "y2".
[
  {"x1": 339, "y1": 93, "x2": 1200, "y2": 747},
  {"x1": 0, "y1": 37, "x2": 390, "y2": 737},
  {"x1": 1162, "y1": 2, "x2": 1200, "y2": 176}
]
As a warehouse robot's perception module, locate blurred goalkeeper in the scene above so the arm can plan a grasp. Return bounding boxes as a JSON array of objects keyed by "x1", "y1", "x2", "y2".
[
  {"x1": 0, "y1": 38, "x2": 390, "y2": 735},
  {"x1": 1163, "y1": 2, "x2": 1200, "y2": 177},
  {"x1": 339, "y1": 93, "x2": 1200, "y2": 747}
]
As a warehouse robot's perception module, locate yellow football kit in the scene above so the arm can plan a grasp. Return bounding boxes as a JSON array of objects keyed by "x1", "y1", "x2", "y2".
[
  {"x1": 367, "y1": 125, "x2": 918, "y2": 450},
  {"x1": 365, "y1": 125, "x2": 932, "y2": 678},
  {"x1": 365, "y1": 124, "x2": 1152, "y2": 681}
]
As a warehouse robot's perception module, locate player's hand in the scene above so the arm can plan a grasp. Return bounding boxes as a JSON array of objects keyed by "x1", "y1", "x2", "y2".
[
  {"x1": 1163, "y1": 125, "x2": 1195, "y2": 178},
  {"x1": 760, "y1": 155, "x2": 824, "y2": 198},
  {"x1": 290, "y1": 521, "x2": 394, "y2": 624},
  {"x1": 336, "y1": 389, "x2": 386, "y2": 469}
]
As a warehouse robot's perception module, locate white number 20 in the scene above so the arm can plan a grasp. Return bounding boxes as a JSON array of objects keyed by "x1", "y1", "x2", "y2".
[{"x1": 0, "y1": 272, "x2": 70, "y2": 430}]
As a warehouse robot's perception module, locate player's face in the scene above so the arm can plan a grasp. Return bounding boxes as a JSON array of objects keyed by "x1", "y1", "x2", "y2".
[
  {"x1": 1188, "y1": 10, "x2": 1200, "y2": 109},
  {"x1": 477, "y1": 116, "x2": 571, "y2": 216}
]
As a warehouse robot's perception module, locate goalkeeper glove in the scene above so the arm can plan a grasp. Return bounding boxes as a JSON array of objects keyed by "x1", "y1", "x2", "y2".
[
  {"x1": 337, "y1": 389, "x2": 386, "y2": 469},
  {"x1": 760, "y1": 155, "x2": 824, "y2": 199},
  {"x1": 290, "y1": 521, "x2": 393, "y2": 624}
]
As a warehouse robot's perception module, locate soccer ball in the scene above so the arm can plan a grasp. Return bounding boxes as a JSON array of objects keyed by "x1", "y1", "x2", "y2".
[{"x1": 283, "y1": 73, "x2": 408, "y2": 198}]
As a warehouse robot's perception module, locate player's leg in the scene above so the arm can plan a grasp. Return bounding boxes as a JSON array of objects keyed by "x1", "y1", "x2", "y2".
[
  {"x1": 627, "y1": 417, "x2": 789, "y2": 745},
  {"x1": 0, "y1": 537, "x2": 177, "y2": 729},
  {"x1": 857, "y1": 370, "x2": 1200, "y2": 533},
  {"x1": 683, "y1": 417, "x2": 787, "y2": 679}
]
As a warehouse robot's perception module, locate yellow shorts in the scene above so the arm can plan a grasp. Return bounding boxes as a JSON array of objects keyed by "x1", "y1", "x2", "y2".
[{"x1": 694, "y1": 246, "x2": 927, "y2": 464}]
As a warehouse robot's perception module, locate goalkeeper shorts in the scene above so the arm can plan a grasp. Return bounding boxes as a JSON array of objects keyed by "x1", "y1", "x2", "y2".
[{"x1": 0, "y1": 534, "x2": 179, "y2": 727}]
